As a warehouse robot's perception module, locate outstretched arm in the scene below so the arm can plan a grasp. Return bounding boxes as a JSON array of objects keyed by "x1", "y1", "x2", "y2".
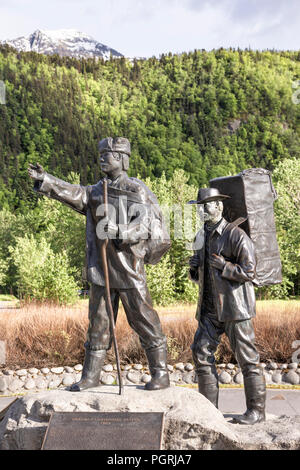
[{"x1": 28, "y1": 163, "x2": 88, "y2": 215}]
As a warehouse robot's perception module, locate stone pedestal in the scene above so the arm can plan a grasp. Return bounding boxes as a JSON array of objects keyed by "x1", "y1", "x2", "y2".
[{"x1": 0, "y1": 385, "x2": 299, "y2": 450}]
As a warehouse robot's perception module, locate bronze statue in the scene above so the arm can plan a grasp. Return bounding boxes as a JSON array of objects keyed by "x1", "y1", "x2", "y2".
[
  {"x1": 188, "y1": 187, "x2": 266, "y2": 425},
  {"x1": 28, "y1": 137, "x2": 171, "y2": 392}
]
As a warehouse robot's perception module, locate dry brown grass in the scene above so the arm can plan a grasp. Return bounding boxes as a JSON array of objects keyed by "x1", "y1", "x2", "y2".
[
  {"x1": 0, "y1": 301, "x2": 88, "y2": 368},
  {"x1": 253, "y1": 300, "x2": 300, "y2": 363},
  {"x1": 0, "y1": 300, "x2": 299, "y2": 368}
]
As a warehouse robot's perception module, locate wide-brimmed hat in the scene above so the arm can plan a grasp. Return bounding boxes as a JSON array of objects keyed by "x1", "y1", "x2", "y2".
[
  {"x1": 188, "y1": 187, "x2": 231, "y2": 204},
  {"x1": 98, "y1": 137, "x2": 131, "y2": 156}
]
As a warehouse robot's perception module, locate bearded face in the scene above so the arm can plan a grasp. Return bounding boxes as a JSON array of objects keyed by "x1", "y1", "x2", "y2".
[{"x1": 203, "y1": 200, "x2": 223, "y2": 225}]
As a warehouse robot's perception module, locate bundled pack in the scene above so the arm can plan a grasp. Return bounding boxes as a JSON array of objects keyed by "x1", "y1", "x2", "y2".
[{"x1": 210, "y1": 168, "x2": 282, "y2": 287}]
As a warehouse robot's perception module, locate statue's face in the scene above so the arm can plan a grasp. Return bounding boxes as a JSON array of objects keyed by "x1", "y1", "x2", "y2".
[
  {"x1": 99, "y1": 151, "x2": 122, "y2": 176},
  {"x1": 203, "y1": 200, "x2": 223, "y2": 223}
]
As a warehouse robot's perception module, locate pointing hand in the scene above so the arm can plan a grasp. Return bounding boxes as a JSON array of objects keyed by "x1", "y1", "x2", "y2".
[{"x1": 28, "y1": 163, "x2": 45, "y2": 181}]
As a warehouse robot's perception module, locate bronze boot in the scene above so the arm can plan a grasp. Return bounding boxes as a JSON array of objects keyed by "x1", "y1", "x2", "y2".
[
  {"x1": 145, "y1": 346, "x2": 170, "y2": 391},
  {"x1": 70, "y1": 349, "x2": 106, "y2": 392},
  {"x1": 197, "y1": 374, "x2": 219, "y2": 408},
  {"x1": 233, "y1": 374, "x2": 266, "y2": 425}
]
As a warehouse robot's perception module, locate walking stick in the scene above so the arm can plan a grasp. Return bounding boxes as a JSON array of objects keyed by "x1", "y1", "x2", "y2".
[{"x1": 100, "y1": 178, "x2": 123, "y2": 395}]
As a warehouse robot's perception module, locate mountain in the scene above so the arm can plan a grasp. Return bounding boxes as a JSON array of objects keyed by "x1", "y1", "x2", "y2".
[{"x1": 3, "y1": 29, "x2": 123, "y2": 59}]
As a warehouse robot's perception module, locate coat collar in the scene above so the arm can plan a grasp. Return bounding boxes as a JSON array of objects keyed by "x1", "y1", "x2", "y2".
[
  {"x1": 205, "y1": 217, "x2": 228, "y2": 236},
  {"x1": 215, "y1": 217, "x2": 228, "y2": 235},
  {"x1": 108, "y1": 172, "x2": 128, "y2": 188}
]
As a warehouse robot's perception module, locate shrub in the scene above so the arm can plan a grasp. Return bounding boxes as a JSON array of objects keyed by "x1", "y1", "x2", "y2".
[
  {"x1": 145, "y1": 252, "x2": 175, "y2": 306},
  {"x1": 0, "y1": 257, "x2": 8, "y2": 286},
  {"x1": 9, "y1": 235, "x2": 78, "y2": 304},
  {"x1": 271, "y1": 159, "x2": 300, "y2": 298},
  {"x1": 145, "y1": 170, "x2": 199, "y2": 304}
]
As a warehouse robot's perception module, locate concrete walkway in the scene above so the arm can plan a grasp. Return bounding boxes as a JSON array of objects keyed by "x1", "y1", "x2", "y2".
[
  {"x1": 0, "y1": 397, "x2": 18, "y2": 420},
  {"x1": 0, "y1": 389, "x2": 299, "y2": 421},
  {"x1": 0, "y1": 301, "x2": 19, "y2": 309},
  {"x1": 219, "y1": 388, "x2": 300, "y2": 417}
]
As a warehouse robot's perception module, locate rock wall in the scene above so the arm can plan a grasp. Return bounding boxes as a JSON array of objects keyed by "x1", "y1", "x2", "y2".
[{"x1": 1, "y1": 362, "x2": 299, "y2": 395}]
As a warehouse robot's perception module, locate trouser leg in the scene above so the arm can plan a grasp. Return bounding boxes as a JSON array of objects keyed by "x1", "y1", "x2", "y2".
[
  {"x1": 225, "y1": 319, "x2": 266, "y2": 424},
  {"x1": 191, "y1": 313, "x2": 224, "y2": 407},
  {"x1": 119, "y1": 284, "x2": 169, "y2": 390},
  {"x1": 119, "y1": 284, "x2": 166, "y2": 351},
  {"x1": 85, "y1": 284, "x2": 119, "y2": 351},
  {"x1": 70, "y1": 284, "x2": 119, "y2": 392}
]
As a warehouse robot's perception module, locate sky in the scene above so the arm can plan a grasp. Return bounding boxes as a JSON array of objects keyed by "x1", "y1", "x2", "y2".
[{"x1": 0, "y1": 0, "x2": 299, "y2": 57}]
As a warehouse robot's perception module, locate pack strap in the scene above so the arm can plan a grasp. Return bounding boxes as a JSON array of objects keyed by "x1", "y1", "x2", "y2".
[{"x1": 231, "y1": 217, "x2": 247, "y2": 227}]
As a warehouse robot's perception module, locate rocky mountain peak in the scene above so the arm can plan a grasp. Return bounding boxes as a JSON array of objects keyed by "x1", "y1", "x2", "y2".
[{"x1": 3, "y1": 29, "x2": 123, "y2": 60}]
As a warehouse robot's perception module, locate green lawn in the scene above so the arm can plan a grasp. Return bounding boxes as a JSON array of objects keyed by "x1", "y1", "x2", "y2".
[
  {"x1": 0, "y1": 294, "x2": 19, "y2": 301},
  {"x1": 64, "y1": 297, "x2": 300, "y2": 311},
  {"x1": 0, "y1": 295, "x2": 299, "y2": 314}
]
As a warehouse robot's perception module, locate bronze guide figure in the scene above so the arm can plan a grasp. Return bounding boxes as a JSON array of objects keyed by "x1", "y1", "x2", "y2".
[{"x1": 28, "y1": 137, "x2": 171, "y2": 393}]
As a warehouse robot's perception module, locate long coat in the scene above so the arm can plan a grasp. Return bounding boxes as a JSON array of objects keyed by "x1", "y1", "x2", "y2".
[
  {"x1": 34, "y1": 171, "x2": 170, "y2": 289},
  {"x1": 190, "y1": 218, "x2": 257, "y2": 322}
]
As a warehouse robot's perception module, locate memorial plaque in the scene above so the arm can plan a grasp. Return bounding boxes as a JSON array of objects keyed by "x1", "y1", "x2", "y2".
[{"x1": 42, "y1": 412, "x2": 164, "y2": 450}]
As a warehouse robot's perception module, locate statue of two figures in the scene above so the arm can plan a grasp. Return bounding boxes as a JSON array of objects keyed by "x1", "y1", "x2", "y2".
[{"x1": 29, "y1": 137, "x2": 282, "y2": 426}]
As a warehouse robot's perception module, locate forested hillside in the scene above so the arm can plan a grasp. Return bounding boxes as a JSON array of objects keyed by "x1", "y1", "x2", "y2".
[
  {"x1": 0, "y1": 45, "x2": 299, "y2": 210},
  {"x1": 0, "y1": 46, "x2": 299, "y2": 301}
]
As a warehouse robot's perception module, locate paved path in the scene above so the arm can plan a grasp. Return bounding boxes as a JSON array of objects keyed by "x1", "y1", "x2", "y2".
[
  {"x1": 0, "y1": 302, "x2": 19, "y2": 309},
  {"x1": 219, "y1": 388, "x2": 300, "y2": 417},
  {"x1": 0, "y1": 397, "x2": 18, "y2": 420},
  {"x1": 0, "y1": 389, "x2": 299, "y2": 421}
]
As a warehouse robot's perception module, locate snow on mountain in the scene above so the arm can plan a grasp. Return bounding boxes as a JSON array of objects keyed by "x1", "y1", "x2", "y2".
[{"x1": 3, "y1": 29, "x2": 123, "y2": 60}]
